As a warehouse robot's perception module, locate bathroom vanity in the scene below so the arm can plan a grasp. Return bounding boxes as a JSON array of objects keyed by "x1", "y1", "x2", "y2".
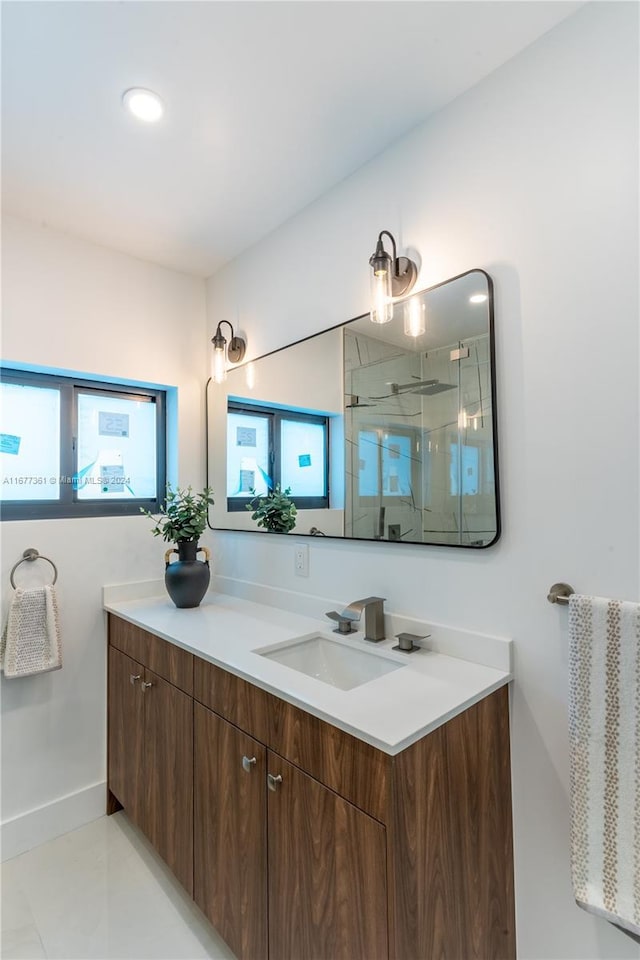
[{"x1": 105, "y1": 591, "x2": 515, "y2": 960}]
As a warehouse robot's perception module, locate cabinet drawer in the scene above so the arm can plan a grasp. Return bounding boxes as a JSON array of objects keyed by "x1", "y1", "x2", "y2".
[
  {"x1": 194, "y1": 659, "x2": 271, "y2": 744},
  {"x1": 269, "y1": 697, "x2": 390, "y2": 823},
  {"x1": 109, "y1": 615, "x2": 193, "y2": 695}
]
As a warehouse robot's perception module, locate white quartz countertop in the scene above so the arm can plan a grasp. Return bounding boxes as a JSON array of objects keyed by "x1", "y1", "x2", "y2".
[{"x1": 104, "y1": 590, "x2": 512, "y2": 756}]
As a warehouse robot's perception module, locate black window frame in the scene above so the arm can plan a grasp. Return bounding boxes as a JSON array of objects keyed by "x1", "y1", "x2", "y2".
[
  {"x1": 0, "y1": 368, "x2": 166, "y2": 521},
  {"x1": 227, "y1": 400, "x2": 329, "y2": 512}
]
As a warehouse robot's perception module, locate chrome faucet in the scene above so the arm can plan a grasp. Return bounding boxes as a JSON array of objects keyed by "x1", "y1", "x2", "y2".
[{"x1": 326, "y1": 596, "x2": 386, "y2": 642}]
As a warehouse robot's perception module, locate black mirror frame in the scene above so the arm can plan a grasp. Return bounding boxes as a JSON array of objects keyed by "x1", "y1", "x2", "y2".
[{"x1": 208, "y1": 267, "x2": 501, "y2": 549}]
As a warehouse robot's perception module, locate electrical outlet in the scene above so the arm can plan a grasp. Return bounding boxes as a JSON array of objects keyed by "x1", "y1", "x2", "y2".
[{"x1": 294, "y1": 544, "x2": 309, "y2": 577}]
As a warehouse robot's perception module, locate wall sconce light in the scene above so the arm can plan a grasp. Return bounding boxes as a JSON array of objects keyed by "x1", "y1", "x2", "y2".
[
  {"x1": 404, "y1": 297, "x2": 425, "y2": 337},
  {"x1": 369, "y1": 230, "x2": 418, "y2": 324},
  {"x1": 211, "y1": 321, "x2": 246, "y2": 384}
]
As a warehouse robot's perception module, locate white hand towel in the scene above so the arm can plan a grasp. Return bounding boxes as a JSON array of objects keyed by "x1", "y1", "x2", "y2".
[
  {"x1": 1, "y1": 585, "x2": 62, "y2": 678},
  {"x1": 569, "y1": 594, "x2": 640, "y2": 937}
]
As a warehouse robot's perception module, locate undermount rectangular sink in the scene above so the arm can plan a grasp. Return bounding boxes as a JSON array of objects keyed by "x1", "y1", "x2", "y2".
[{"x1": 254, "y1": 633, "x2": 405, "y2": 691}]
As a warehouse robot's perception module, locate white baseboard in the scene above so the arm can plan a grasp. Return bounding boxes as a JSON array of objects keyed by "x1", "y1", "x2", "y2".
[{"x1": 1, "y1": 780, "x2": 106, "y2": 862}]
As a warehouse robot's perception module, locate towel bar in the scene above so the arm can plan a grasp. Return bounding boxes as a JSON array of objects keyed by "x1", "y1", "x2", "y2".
[
  {"x1": 547, "y1": 582, "x2": 575, "y2": 605},
  {"x1": 10, "y1": 548, "x2": 58, "y2": 588}
]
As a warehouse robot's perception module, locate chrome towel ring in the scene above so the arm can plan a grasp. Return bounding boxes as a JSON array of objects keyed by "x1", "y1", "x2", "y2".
[{"x1": 10, "y1": 548, "x2": 58, "y2": 589}]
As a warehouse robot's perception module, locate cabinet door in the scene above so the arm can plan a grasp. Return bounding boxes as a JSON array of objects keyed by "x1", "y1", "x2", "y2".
[
  {"x1": 267, "y1": 753, "x2": 388, "y2": 960},
  {"x1": 108, "y1": 645, "x2": 145, "y2": 827},
  {"x1": 143, "y1": 669, "x2": 194, "y2": 895},
  {"x1": 193, "y1": 704, "x2": 268, "y2": 960}
]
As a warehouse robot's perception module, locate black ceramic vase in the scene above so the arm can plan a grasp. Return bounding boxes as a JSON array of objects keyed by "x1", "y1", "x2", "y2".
[{"x1": 164, "y1": 541, "x2": 210, "y2": 608}]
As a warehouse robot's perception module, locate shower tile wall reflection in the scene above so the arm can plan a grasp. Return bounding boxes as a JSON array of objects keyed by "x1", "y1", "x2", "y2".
[{"x1": 344, "y1": 272, "x2": 497, "y2": 546}]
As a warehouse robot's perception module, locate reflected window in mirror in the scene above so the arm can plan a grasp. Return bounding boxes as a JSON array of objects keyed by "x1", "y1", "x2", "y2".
[
  {"x1": 226, "y1": 400, "x2": 329, "y2": 511},
  {"x1": 357, "y1": 428, "x2": 417, "y2": 499}
]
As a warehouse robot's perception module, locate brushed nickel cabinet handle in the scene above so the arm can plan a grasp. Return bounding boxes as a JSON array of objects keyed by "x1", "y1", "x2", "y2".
[
  {"x1": 129, "y1": 674, "x2": 141, "y2": 685},
  {"x1": 141, "y1": 681, "x2": 154, "y2": 691},
  {"x1": 242, "y1": 755, "x2": 257, "y2": 773},
  {"x1": 267, "y1": 773, "x2": 283, "y2": 792}
]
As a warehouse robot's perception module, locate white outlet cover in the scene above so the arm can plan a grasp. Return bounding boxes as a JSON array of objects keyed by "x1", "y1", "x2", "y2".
[{"x1": 294, "y1": 544, "x2": 309, "y2": 577}]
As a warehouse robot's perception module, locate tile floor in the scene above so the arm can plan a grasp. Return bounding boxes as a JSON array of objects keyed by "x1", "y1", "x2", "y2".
[{"x1": 1, "y1": 813, "x2": 236, "y2": 959}]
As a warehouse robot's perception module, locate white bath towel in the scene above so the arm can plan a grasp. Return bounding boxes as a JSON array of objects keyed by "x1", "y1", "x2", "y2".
[
  {"x1": 569, "y1": 594, "x2": 640, "y2": 937},
  {"x1": 1, "y1": 586, "x2": 62, "y2": 678}
]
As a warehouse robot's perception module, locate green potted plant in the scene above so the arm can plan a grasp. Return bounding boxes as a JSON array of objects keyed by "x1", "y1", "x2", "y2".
[
  {"x1": 141, "y1": 484, "x2": 214, "y2": 608},
  {"x1": 246, "y1": 484, "x2": 297, "y2": 533}
]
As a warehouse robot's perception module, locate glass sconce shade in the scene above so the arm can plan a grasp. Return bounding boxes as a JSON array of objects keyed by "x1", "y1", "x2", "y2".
[
  {"x1": 369, "y1": 230, "x2": 418, "y2": 325},
  {"x1": 212, "y1": 342, "x2": 227, "y2": 383},
  {"x1": 370, "y1": 266, "x2": 393, "y2": 324}
]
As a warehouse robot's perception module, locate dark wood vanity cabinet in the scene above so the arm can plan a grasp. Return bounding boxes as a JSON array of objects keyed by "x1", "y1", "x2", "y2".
[
  {"x1": 107, "y1": 614, "x2": 516, "y2": 960},
  {"x1": 266, "y1": 753, "x2": 388, "y2": 960},
  {"x1": 193, "y1": 702, "x2": 388, "y2": 960},
  {"x1": 193, "y1": 704, "x2": 268, "y2": 960},
  {"x1": 107, "y1": 619, "x2": 193, "y2": 895},
  {"x1": 107, "y1": 645, "x2": 145, "y2": 828},
  {"x1": 142, "y1": 669, "x2": 193, "y2": 894}
]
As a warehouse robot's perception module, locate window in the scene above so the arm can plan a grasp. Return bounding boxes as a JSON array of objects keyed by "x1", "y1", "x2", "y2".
[
  {"x1": 0, "y1": 369, "x2": 166, "y2": 520},
  {"x1": 227, "y1": 401, "x2": 328, "y2": 510},
  {"x1": 450, "y1": 442, "x2": 480, "y2": 496},
  {"x1": 357, "y1": 427, "x2": 417, "y2": 501},
  {"x1": 449, "y1": 441, "x2": 495, "y2": 498}
]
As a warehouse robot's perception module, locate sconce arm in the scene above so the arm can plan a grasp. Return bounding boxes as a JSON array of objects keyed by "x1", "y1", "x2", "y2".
[
  {"x1": 377, "y1": 230, "x2": 398, "y2": 271},
  {"x1": 212, "y1": 319, "x2": 234, "y2": 346},
  {"x1": 372, "y1": 231, "x2": 416, "y2": 295}
]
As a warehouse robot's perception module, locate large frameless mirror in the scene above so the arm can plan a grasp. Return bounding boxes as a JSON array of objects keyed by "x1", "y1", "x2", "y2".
[{"x1": 208, "y1": 268, "x2": 500, "y2": 547}]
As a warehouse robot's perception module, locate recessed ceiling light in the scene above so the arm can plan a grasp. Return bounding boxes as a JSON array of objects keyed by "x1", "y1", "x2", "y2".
[
  {"x1": 122, "y1": 88, "x2": 164, "y2": 123},
  {"x1": 469, "y1": 293, "x2": 488, "y2": 304}
]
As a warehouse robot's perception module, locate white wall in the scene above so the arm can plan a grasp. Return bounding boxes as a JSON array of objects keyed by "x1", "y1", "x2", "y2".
[
  {"x1": 1, "y1": 215, "x2": 208, "y2": 857},
  {"x1": 206, "y1": 5, "x2": 639, "y2": 959}
]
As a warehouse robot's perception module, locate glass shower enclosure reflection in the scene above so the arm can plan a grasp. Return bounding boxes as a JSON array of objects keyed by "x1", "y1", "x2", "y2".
[{"x1": 344, "y1": 271, "x2": 497, "y2": 546}]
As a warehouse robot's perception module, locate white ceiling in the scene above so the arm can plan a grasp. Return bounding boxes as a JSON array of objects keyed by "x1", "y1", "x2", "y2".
[{"x1": 2, "y1": 1, "x2": 582, "y2": 277}]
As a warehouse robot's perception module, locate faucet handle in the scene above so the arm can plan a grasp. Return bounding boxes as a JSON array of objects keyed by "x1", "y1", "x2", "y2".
[
  {"x1": 325, "y1": 610, "x2": 358, "y2": 635},
  {"x1": 392, "y1": 632, "x2": 429, "y2": 654}
]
